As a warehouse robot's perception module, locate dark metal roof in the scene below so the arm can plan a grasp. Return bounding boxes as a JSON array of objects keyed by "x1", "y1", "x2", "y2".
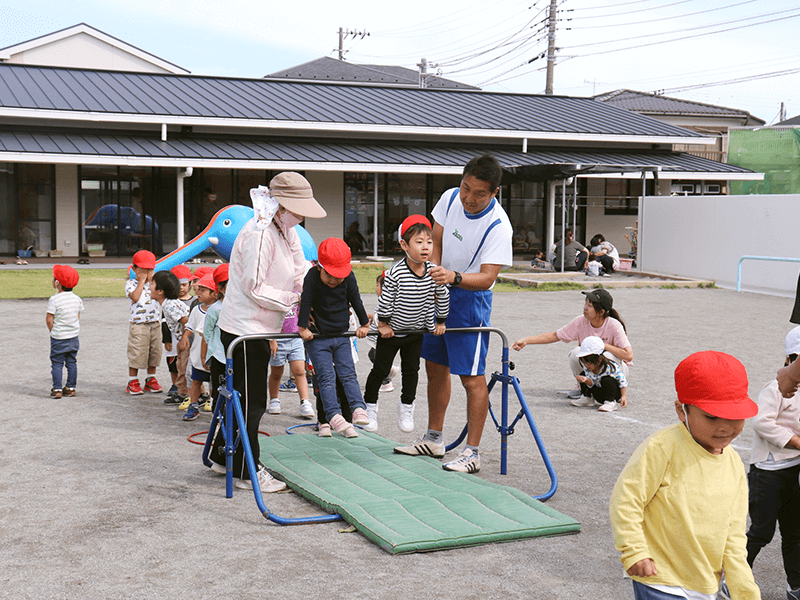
[
  {"x1": 0, "y1": 64, "x2": 707, "y2": 139},
  {"x1": 266, "y1": 57, "x2": 479, "y2": 90},
  {"x1": 594, "y1": 89, "x2": 765, "y2": 125},
  {"x1": 776, "y1": 114, "x2": 800, "y2": 126},
  {"x1": 0, "y1": 129, "x2": 752, "y2": 177}
]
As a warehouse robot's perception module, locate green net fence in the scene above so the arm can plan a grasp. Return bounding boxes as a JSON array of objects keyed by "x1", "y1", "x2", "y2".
[{"x1": 728, "y1": 128, "x2": 800, "y2": 194}]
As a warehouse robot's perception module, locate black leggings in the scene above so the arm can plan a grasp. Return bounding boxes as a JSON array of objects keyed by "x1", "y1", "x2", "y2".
[
  {"x1": 364, "y1": 334, "x2": 423, "y2": 405},
  {"x1": 580, "y1": 375, "x2": 621, "y2": 403}
]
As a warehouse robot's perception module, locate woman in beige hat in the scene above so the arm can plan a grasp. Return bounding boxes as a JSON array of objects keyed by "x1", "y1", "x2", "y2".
[{"x1": 211, "y1": 172, "x2": 326, "y2": 493}]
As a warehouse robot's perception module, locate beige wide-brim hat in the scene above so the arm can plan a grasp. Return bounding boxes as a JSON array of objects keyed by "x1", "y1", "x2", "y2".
[{"x1": 269, "y1": 172, "x2": 327, "y2": 218}]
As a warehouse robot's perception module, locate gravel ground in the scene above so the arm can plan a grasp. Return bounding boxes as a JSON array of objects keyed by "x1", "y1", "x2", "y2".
[{"x1": 1, "y1": 286, "x2": 792, "y2": 599}]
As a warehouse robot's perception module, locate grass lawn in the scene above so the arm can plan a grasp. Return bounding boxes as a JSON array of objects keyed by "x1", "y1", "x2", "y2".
[{"x1": 0, "y1": 264, "x2": 549, "y2": 300}]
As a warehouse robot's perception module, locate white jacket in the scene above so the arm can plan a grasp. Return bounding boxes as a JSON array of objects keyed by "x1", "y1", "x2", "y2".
[
  {"x1": 749, "y1": 379, "x2": 800, "y2": 464},
  {"x1": 218, "y1": 218, "x2": 306, "y2": 336}
]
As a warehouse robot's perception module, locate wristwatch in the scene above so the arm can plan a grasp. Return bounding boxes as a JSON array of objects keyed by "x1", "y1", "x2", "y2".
[{"x1": 453, "y1": 271, "x2": 462, "y2": 286}]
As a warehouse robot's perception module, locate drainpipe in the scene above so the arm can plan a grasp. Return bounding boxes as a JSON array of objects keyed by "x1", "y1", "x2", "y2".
[{"x1": 177, "y1": 167, "x2": 193, "y2": 247}]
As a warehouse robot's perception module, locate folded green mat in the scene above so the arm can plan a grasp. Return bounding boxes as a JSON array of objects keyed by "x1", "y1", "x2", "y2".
[{"x1": 259, "y1": 432, "x2": 580, "y2": 554}]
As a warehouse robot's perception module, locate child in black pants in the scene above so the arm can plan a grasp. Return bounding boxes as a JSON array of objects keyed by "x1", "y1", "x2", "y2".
[{"x1": 575, "y1": 335, "x2": 627, "y2": 413}]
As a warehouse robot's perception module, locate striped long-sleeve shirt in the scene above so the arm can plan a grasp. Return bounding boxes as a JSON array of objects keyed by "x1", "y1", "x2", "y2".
[{"x1": 375, "y1": 258, "x2": 449, "y2": 334}]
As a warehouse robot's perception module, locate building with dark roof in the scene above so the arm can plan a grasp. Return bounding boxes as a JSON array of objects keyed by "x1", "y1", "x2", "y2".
[{"x1": 0, "y1": 27, "x2": 760, "y2": 261}]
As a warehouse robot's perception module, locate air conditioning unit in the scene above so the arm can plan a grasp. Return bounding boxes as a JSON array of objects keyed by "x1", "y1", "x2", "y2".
[
  {"x1": 671, "y1": 183, "x2": 696, "y2": 195},
  {"x1": 703, "y1": 183, "x2": 722, "y2": 194}
]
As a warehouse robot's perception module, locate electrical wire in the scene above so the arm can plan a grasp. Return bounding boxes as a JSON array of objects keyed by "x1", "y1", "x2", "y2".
[
  {"x1": 566, "y1": 0, "x2": 694, "y2": 20},
  {"x1": 569, "y1": 0, "x2": 760, "y2": 29},
  {"x1": 656, "y1": 67, "x2": 800, "y2": 94}
]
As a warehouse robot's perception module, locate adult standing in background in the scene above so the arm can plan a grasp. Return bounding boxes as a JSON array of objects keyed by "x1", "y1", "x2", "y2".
[
  {"x1": 395, "y1": 154, "x2": 513, "y2": 474},
  {"x1": 212, "y1": 172, "x2": 326, "y2": 492}
]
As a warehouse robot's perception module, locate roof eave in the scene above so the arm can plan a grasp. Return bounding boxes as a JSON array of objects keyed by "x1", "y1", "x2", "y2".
[{"x1": 0, "y1": 107, "x2": 715, "y2": 146}]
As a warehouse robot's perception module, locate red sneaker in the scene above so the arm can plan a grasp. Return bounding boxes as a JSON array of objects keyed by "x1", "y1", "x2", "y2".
[
  {"x1": 126, "y1": 379, "x2": 144, "y2": 395},
  {"x1": 144, "y1": 377, "x2": 163, "y2": 393}
]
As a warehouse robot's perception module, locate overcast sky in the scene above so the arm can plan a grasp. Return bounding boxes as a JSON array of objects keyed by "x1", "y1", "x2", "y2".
[{"x1": 0, "y1": 0, "x2": 797, "y2": 123}]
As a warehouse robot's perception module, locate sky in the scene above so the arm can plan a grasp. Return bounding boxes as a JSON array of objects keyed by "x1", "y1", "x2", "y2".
[{"x1": 0, "y1": 0, "x2": 797, "y2": 123}]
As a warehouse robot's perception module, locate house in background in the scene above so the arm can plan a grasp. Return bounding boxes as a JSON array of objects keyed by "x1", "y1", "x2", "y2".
[
  {"x1": 0, "y1": 25, "x2": 761, "y2": 261},
  {"x1": 0, "y1": 23, "x2": 189, "y2": 74},
  {"x1": 266, "y1": 56, "x2": 478, "y2": 90}
]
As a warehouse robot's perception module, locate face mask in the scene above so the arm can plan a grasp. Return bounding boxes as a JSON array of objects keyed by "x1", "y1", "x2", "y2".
[{"x1": 276, "y1": 209, "x2": 302, "y2": 234}]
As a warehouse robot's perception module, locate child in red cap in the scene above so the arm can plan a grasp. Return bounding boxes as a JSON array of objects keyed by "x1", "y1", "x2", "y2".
[
  {"x1": 47, "y1": 265, "x2": 84, "y2": 398},
  {"x1": 610, "y1": 351, "x2": 760, "y2": 599},
  {"x1": 126, "y1": 250, "x2": 163, "y2": 395},
  {"x1": 297, "y1": 238, "x2": 370, "y2": 437},
  {"x1": 201, "y1": 263, "x2": 229, "y2": 413},
  {"x1": 178, "y1": 273, "x2": 218, "y2": 421}
]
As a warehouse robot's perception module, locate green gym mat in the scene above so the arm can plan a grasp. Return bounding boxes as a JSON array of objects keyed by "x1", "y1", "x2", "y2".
[{"x1": 259, "y1": 432, "x2": 580, "y2": 554}]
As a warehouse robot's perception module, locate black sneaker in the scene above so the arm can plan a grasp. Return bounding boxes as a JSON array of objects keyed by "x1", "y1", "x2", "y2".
[{"x1": 163, "y1": 393, "x2": 186, "y2": 405}]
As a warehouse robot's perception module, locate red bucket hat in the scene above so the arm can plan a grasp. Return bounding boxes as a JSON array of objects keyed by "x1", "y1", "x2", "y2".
[
  {"x1": 196, "y1": 273, "x2": 217, "y2": 292},
  {"x1": 318, "y1": 238, "x2": 352, "y2": 279},
  {"x1": 53, "y1": 264, "x2": 79, "y2": 288},
  {"x1": 132, "y1": 250, "x2": 156, "y2": 270},
  {"x1": 213, "y1": 263, "x2": 229, "y2": 286},
  {"x1": 674, "y1": 351, "x2": 758, "y2": 420},
  {"x1": 170, "y1": 264, "x2": 193, "y2": 282},
  {"x1": 399, "y1": 214, "x2": 432, "y2": 239},
  {"x1": 192, "y1": 266, "x2": 214, "y2": 281}
]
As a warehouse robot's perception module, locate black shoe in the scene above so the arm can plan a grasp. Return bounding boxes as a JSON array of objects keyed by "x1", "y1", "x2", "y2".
[{"x1": 163, "y1": 394, "x2": 186, "y2": 405}]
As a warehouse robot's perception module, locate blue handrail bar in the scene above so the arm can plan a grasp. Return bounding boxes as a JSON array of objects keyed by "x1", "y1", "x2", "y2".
[
  {"x1": 203, "y1": 326, "x2": 560, "y2": 522},
  {"x1": 737, "y1": 255, "x2": 800, "y2": 292}
]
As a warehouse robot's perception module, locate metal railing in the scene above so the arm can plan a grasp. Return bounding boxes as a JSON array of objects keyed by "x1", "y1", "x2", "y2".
[{"x1": 737, "y1": 255, "x2": 800, "y2": 292}]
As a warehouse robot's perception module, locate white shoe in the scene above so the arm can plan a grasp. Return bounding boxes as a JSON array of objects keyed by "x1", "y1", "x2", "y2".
[
  {"x1": 389, "y1": 365, "x2": 401, "y2": 380},
  {"x1": 379, "y1": 380, "x2": 394, "y2": 393},
  {"x1": 442, "y1": 448, "x2": 480, "y2": 473},
  {"x1": 268, "y1": 398, "x2": 281, "y2": 414},
  {"x1": 570, "y1": 395, "x2": 596, "y2": 407},
  {"x1": 598, "y1": 401, "x2": 620, "y2": 412},
  {"x1": 364, "y1": 403, "x2": 378, "y2": 432},
  {"x1": 398, "y1": 402, "x2": 414, "y2": 433},
  {"x1": 299, "y1": 399, "x2": 315, "y2": 419},
  {"x1": 234, "y1": 466, "x2": 286, "y2": 493},
  {"x1": 210, "y1": 462, "x2": 226, "y2": 475},
  {"x1": 565, "y1": 388, "x2": 583, "y2": 399}
]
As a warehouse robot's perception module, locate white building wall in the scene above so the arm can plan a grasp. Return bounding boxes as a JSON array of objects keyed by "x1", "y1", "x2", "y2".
[
  {"x1": 304, "y1": 171, "x2": 344, "y2": 244},
  {"x1": 8, "y1": 34, "x2": 173, "y2": 73},
  {"x1": 583, "y1": 178, "x2": 635, "y2": 256},
  {"x1": 54, "y1": 164, "x2": 79, "y2": 257},
  {"x1": 639, "y1": 194, "x2": 800, "y2": 296}
]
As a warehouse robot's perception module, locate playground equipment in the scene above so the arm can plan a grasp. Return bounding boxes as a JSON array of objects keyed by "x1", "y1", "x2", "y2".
[
  {"x1": 737, "y1": 255, "x2": 800, "y2": 292},
  {"x1": 203, "y1": 327, "x2": 559, "y2": 524}
]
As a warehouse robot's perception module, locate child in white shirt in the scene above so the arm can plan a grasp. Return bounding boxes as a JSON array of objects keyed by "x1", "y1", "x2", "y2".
[{"x1": 47, "y1": 265, "x2": 84, "y2": 398}]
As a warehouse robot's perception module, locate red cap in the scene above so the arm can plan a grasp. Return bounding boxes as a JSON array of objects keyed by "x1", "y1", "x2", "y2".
[
  {"x1": 674, "y1": 351, "x2": 758, "y2": 420},
  {"x1": 318, "y1": 238, "x2": 352, "y2": 279},
  {"x1": 399, "y1": 214, "x2": 432, "y2": 239},
  {"x1": 192, "y1": 266, "x2": 214, "y2": 281},
  {"x1": 213, "y1": 263, "x2": 229, "y2": 285},
  {"x1": 53, "y1": 264, "x2": 79, "y2": 288},
  {"x1": 132, "y1": 250, "x2": 156, "y2": 270},
  {"x1": 196, "y1": 273, "x2": 217, "y2": 292},
  {"x1": 170, "y1": 264, "x2": 193, "y2": 282}
]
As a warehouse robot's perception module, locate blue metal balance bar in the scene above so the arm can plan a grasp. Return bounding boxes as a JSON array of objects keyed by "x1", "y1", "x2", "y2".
[
  {"x1": 737, "y1": 255, "x2": 800, "y2": 292},
  {"x1": 202, "y1": 327, "x2": 559, "y2": 521}
]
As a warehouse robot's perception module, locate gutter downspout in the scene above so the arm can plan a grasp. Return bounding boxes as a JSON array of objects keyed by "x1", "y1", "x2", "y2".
[{"x1": 177, "y1": 167, "x2": 193, "y2": 247}]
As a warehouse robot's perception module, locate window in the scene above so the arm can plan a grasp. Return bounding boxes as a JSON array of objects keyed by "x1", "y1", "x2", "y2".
[
  {"x1": 506, "y1": 180, "x2": 544, "y2": 254},
  {"x1": 0, "y1": 163, "x2": 13, "y2": 254},
  {"x1": 17, "y1": 164, "x2": 55, "y2": 254},
  {"x1": 604, "y1": 179, "x2": 654, "y2": 215},
  {"x1": 344, "y1": 173, "x2": 383, "y2": 255}
]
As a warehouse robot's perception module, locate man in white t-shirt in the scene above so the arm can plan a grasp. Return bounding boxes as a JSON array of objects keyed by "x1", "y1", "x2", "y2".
[{"x1": 395, "y1": 155, "x2": 513, "y2": 473}]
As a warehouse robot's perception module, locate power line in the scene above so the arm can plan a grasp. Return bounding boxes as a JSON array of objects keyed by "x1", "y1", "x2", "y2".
[
  {"x1": 566, "y1": 0, "x2": 693, "y2": 20},
  {"x1": 570, "y1": 0, "x2": 759, "y2": 29},
  {"x1": 656, "y1": 67, "x2": 800, "y2": 94},
  {"x1": 567, "y1": 6, "x2": 800, "y2": 50}
]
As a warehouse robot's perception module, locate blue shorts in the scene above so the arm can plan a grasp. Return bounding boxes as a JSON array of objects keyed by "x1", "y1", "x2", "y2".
[
  {"x1": 269, "y1": 337, "x2": 305, "y2": 367},
  {"x1": 421, "y1": 287, "x2": 492, "y2": 376},
  {"x1": 191, "y1": 366, "x2": 210, "y2": 382}
]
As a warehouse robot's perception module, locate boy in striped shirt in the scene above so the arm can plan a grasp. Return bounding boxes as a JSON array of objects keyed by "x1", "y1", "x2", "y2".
[
  {"x1": 363, "y1": 215, "x2": 449, "y2": 433},
  {"x1": 47, "y1": 265, "x2": 84, "y2": 398}
]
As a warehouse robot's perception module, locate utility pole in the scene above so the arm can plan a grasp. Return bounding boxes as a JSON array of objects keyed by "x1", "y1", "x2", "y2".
[
  {"x1": 337, "y1": 28, "x2": 369, "y2": 60},
  {"x1": 544, "y1": 0, "x2": 558, "y2": 95},
  {"x1": 780, "y1": 102, "x2": 787, "y2": 122},
  {"x1": 418, "y1": 58, "x2": 428, "y2": 88}
]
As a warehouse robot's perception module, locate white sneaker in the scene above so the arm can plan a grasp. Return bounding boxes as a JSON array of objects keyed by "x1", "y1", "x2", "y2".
[
  {"x1": 364, "y1": 403, "x2": 378, "y2": 432},
  {"x1": 598, "y1": 401, "x2": 620, "y2": 412},
  {"x1": 299, "y1": 399, "x2": 315, "y2": 419},
  {"x1": 268, "y1": 398, "x2": 281, "y2": 414},
  {"x1": 443, "y1": 448, "x2": 480, "y2": 473},
  {"x1": 389, "y1": 365, "x2": 401, "y2": 380},
  {"x1": 235, "y1": 466, "x2": 286, "y2": 493},
  {"x1": 379, "y1": 380, "x2": 394, "y2": 393},
  {"x1": 565, "y1": 388, "x2": 583, "y2": 399},
  {"x1": 397, "y1": 402, "x2": 414, "y2": 433},
  {"x1": 394, "y1": 438, "x2": 445, "y2": 458},
  {"x1": 570, "y1": 395, "x2": 596, "y2": 407},
  {"x1": 210, "y1": 462, "x2": 226, "y2": 475}
]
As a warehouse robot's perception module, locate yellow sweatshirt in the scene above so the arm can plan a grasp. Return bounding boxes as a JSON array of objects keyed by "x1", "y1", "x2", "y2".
[{"x1": 610, "y1": 423, "x2": 760, "y2": 598}]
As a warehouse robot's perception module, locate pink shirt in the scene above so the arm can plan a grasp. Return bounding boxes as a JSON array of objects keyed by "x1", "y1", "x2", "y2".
[{"x1": 557, "y1": 315, "x2": 630, "y2": 350}]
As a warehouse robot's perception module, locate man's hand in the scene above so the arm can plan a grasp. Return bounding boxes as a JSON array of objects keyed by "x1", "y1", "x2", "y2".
[
  {"x1": 433, "y1": 323, "x2": 446, "y2": 336},
  {"x1": 298, "y1": 327, "x2": 313, "y2": 341},
  {"x1": 777, "y1": 362, "x2": 800, "y2": 398},
  {"x1": 430, "y1": 265, "x2": 452, "y2": 286},
  {"x1": 378, "y1": 322, "x2": 394, "y2": 338},
  {"x1": 626, "y1": 559, "x2": 657, "y2": 577},
  {"x1": 355, "y1": 324, "x2": 369, "y2": 339}
]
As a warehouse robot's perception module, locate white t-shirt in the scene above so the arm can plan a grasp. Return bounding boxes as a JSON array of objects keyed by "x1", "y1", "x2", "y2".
[
  {"x1": 431, "y1": 188, "x2": 513, "y2": 277},
  {"x1": 186, "y1": 304, "x2": 209, "y2": 372},
  {"x1": 47, "y1": 291, "x2": 84, "y2": 340},
  {"x1": 591, "y1": 241, "x2": 620, "y2": 269},
  {"x1": 125, "y1": 279, "x2": 160, "y2": 324}
]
